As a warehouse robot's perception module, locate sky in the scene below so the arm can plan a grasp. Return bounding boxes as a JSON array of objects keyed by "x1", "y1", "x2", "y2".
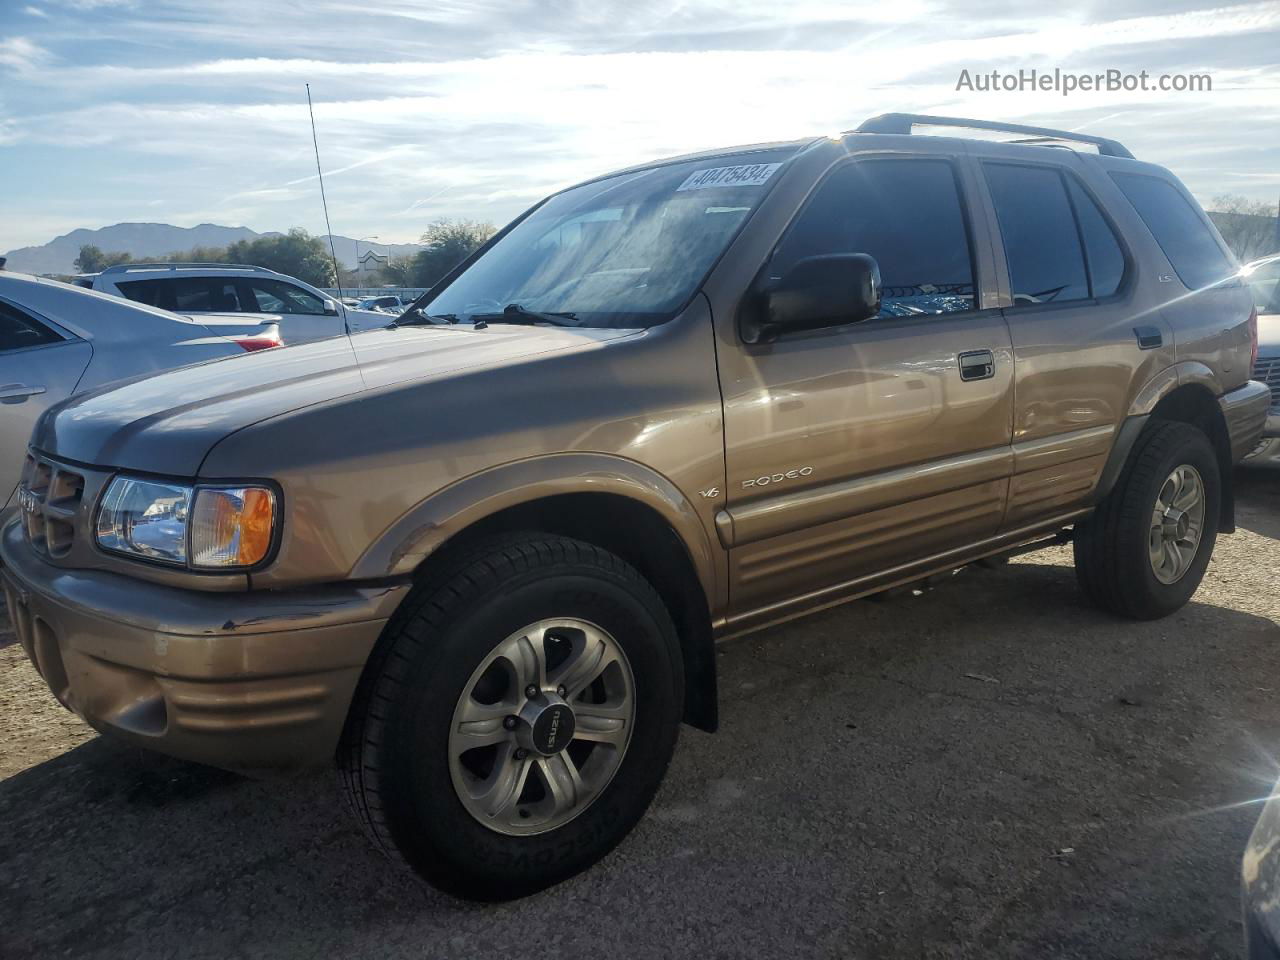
[{"x1": 0, "y1": 0, "x2": 1278, "y2": 254}]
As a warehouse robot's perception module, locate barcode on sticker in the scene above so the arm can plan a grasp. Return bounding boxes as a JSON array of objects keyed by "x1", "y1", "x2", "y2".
[{"x1": 676, "y1": 162, "x2": 782, "y2": 192}]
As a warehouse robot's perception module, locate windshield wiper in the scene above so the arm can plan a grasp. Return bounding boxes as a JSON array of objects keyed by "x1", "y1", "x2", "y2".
[
  {"x1": 389, "y1": 309, "x2": 459, "y2": 328},
  {"x1": 468, "y1": 304, "x2": 578, "y2": 328}
]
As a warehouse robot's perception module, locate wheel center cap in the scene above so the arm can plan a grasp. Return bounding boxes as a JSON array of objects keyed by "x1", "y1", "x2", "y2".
[
  {"x1": 1162, "y1": 507, "x2": 1188, "y2": 541},
  {"x1": 517, "y1": 696, "x2": 576, "y2": 756}
]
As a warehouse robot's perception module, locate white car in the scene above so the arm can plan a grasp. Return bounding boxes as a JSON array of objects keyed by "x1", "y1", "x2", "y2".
[
  {"x1": 0, "y1": 272, "x2": 271, "y2": 513},
  {"x1": 356, "y1": 295, "x2": 409, "y2": 314},
  {"x1": 77, "y1": 263, "x2": 393, "y2": 345},
  {"x1": 1243, "y1": 254, "x2": 1280, "y2": 466}
]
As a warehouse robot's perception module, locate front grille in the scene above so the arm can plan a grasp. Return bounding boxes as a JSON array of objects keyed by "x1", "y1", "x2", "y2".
[
  {"x1": 18, "y1": 454, "x2": 85, "y2": 559},
  {"x1": 1256, "y1": 356, "x2": 1280, "y2": 407}
]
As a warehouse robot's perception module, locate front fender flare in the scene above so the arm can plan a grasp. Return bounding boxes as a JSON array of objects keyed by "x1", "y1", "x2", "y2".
[{"x1": 348, "y1": 452, "x2": 719, "y2": 603}]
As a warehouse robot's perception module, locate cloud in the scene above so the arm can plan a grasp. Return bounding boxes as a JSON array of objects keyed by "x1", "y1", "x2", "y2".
[
  {"x1": 22, "y1": 6, "x2": 50, "y2": 17},
  {"x1": 1, "y1": 0, "x2": 1278, "y2": 253},
  {"x1": 0, "y1": 37, "x2": 53, "y2": 72}
]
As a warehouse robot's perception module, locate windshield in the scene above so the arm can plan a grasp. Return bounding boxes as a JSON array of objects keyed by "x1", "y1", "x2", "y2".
[{"x1": 422, "y1": 150, "x2": 796, "y2": 328}]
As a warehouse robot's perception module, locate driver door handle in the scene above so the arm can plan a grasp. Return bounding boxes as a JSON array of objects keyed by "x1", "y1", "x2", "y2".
[
  {"x1": 0, "y1": 383, "x2": 47, "y2": 402},
  {"x1": 957, "y1": 350, "x2": 995, "y2": 382}
]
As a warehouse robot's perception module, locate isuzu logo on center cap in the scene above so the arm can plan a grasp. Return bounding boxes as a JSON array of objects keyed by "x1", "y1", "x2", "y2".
[{"x1": 532, "y1": 703, "x2": 576, "y2": 755}]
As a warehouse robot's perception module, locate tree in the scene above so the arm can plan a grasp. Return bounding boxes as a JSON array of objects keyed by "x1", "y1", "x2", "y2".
[
  {"x1": 171, "y1": 244, "x2": 232, "y2": 263},
  {"x1": 410, "y1": 219, "x2": 497, "y2": 287},
  {"x1": 74, "y1": 245, "x2": 133, "y2": 273},
  {"x1": 223, "y1": 228, "x2": 336, "y2": 286},
  {"x1": 380, "y1": 255, "x2": 417, "y2": 287},
  {"x1": 1208, "y1": 195, "x2": 1280, "y2": 261}
]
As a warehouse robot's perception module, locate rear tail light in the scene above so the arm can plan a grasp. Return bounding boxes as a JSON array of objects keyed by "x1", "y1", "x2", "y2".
[
  {"x1": 1248, "y1": 306, "x2": 1259, "y2": 373},
  {"x1": 233, "y1": 328, "x2": 282, "y2": 352}
]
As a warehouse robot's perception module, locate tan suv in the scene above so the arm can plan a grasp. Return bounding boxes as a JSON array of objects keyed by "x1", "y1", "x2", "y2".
[{"x1": 3, "y1": 115, "x2": 1270, "y2": 899}]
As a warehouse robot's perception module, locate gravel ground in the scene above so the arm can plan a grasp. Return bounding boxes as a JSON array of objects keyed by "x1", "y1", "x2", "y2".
[{"x1": 1, "y1": 470, "x2": 1278, "y2": 959}]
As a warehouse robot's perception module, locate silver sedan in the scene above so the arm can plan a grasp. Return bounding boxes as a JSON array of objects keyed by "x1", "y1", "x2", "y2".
[{"x1": 0, "y1": 272, "x2": 269, "y2": 513}]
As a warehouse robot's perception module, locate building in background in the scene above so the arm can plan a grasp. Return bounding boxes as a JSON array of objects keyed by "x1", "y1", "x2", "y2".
[{"x1": 356, "y1": 249, "x2": 388, "y2": 286}]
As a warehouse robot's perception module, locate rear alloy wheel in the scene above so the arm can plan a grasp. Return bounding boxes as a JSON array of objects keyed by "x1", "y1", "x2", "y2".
[
  {"x1": 1074, "y1": 420, "x2": 1220, "y2": 620},
  {"x1": 338, "y1": 534, "x2": 683, "y2": 900},
  {"x1": 1147, "y1": 464, "x2": 1206, "y2": 585}
]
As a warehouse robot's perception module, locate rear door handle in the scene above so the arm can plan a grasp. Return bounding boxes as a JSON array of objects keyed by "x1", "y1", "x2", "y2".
[
  {"x1": 0, "y1": 383, "x2": 46, "y2": 403},
  {"x1": 958, "y1": 350, "x2": 995, "y2": 382}
]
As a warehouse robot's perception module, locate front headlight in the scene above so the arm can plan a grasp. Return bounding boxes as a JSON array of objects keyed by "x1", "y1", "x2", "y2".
[{"x1": 95, "y1": 477, "x2": 277, "y2": 570}]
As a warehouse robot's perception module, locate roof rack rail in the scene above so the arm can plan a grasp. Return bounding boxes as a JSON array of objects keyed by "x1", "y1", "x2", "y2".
[
  {"x1": 853, "y1": 114, "x2": 1135, "y2": 159},
  {"x1": 98, "y1": 262, "x2": 274, "y2": 275}
]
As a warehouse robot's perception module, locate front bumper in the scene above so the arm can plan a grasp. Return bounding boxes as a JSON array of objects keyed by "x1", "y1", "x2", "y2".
[
  {"x1": 1, "y1": 521, "x2": 408, "y2": 772},
  {"x1": 1221, "y1": 380, "x2": 1274, "y2": 463}
]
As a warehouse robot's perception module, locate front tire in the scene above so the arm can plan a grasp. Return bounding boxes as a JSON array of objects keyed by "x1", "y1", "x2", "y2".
[
  {"x1": 1074, "y1": 421, "x2": 1221, "y2": 620},
  {"x1": 338, "y1": 534, "x2": 683, "y2": 900}
]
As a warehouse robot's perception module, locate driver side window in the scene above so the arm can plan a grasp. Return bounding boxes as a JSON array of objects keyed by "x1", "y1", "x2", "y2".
[{"x1": 770, "y1": 159, "x2": 978, "y2": 319}]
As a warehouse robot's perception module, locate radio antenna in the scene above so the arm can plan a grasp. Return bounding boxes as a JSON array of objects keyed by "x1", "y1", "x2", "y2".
[{"x1": 305, "y1": 83, "x2": 348, "y2": 332}]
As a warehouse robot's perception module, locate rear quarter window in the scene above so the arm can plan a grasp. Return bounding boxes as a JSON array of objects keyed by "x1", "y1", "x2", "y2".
[
  {"x1": 1111, "y1": 172, "x2": 1234, "y2": 291},
  {"x1": 0, "y1": 301, "x2": 64, "y2": 352}
]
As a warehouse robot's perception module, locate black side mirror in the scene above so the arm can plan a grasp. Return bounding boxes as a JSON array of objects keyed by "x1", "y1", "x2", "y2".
[{"x1": 740, "y1": 253, "x2": 881, "y2": 344}]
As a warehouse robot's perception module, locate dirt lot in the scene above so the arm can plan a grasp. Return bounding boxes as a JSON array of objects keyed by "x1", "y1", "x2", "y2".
[{"x1": 2, "y1": 470, "x2": 1279, "y2": 959}]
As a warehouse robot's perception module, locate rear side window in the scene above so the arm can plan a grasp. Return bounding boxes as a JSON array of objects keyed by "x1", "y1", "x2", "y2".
[
  {"x1": 0, "y1": 301, "x2": 63, "y2": 352},
  {"x1": 1066, "y1": 178, "x2": 1126, "y2": 298},
  {"x1": 115, "y1": 278, "x2": 169, "y2": 308},
  {"x1": 984, "y1": 163, "x2": 1089, "y2": 305},
  {"x1": 770, "y1": 158, "x2": 977, "y2": 318},
  {"x1": 1111, "y1": 172, "x2": 1234, "y2": 290},
  {"x1": 117, "y1": 277, "x2": 248, "y2": 312}
]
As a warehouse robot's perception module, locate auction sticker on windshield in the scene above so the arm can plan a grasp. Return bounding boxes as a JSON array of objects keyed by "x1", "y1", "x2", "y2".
[{"x1": 676, "y1": 162, "x2": 782, "y2": 191}]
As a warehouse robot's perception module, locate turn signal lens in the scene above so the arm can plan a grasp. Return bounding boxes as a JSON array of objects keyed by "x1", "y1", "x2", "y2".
[{"x1": 190, "y1": 487, "x2": 276, "y2": 568}]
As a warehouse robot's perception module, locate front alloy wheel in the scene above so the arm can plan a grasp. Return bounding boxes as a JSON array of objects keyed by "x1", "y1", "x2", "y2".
[
  {"x1": 338, "y1": 534, "x2": 683, "y2": 900},
  {"x1": 449, "y1": 618, "x2": 635, "y2": 836}
]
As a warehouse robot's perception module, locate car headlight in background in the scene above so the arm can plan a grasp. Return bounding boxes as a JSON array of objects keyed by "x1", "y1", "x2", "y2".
[{"x1": 95, "y1": 477, "x2": 276, "y2": 569}]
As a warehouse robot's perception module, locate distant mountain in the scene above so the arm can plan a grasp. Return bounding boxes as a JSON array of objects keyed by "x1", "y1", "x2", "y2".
[{"x1": 2, "y1": 223, "x2": 424, "y2": 276}]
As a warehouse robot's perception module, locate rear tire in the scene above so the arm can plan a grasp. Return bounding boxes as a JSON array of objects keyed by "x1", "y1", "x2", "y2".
[
  {"x1": 338, "y1": 533, "x2": 683, "y2": 900},
  {"x1": 1074, "y1": 421, "x2": 1220, "y2": 620}
]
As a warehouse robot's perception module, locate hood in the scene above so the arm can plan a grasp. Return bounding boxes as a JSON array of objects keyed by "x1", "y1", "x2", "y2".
[{"x1": 33, "y1": 324, "x2": 638, "y2": 476}]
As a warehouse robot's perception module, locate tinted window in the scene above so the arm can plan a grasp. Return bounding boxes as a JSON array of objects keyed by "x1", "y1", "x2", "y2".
[
  {"x1": 242, "y1": 279, "x2": 326, "y2": 315},
  {"x1": 0, "y1": 301, "x2": 63, "y2": 352},
  {"x1": 771, "y1": 159, "x2": 976, "y2": 318},
  {"x1": 1111, "y1": 172, "x2": 1234, "y2": 290},
  {"x1": 118, "y1": 277, "x2": 248, "y2": 312},
  {"x1": 985, "y1": 163, "x2": 1089, "y2": 305},
  {"x1": 1066, "y1": 178, "x2": 1126, "y2": 298}
]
